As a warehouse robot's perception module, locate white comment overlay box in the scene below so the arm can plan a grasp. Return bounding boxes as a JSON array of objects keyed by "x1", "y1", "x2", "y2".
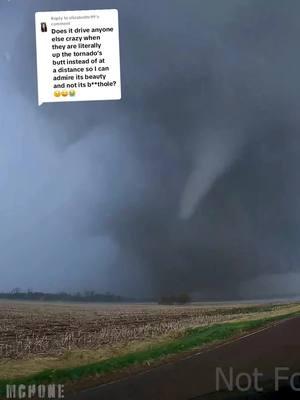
[{"x1": 35, "y1": 9, "x2": 121, "y2": 105}]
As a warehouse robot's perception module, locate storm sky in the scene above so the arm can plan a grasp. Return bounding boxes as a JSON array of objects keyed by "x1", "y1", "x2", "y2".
[{"x1": 1, "y1": 0, "x2": 300, "y2": 298}]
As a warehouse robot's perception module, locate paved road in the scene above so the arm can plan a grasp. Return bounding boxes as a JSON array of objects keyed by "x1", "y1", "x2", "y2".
[{"x1": 67, "y1": 317, "x2": 300, "y2": 400}]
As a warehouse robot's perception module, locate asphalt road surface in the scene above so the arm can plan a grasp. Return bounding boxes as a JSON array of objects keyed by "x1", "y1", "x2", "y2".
[{"x1": 67, "y1": 317, "x2": 300, "y2": 400}]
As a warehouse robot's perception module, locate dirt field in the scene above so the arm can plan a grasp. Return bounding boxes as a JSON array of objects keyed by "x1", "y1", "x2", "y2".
[{"x1": 0, "y1": 300, "x2": 299, "y2": 379}]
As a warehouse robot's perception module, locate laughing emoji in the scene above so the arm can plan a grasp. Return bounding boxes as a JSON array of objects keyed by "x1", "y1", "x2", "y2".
[
  {"x1": 61, "y1": 90, "x2": 68, "y2": 97},
  {"x1": 54, "y1": 91, "x2": 61, "y2": 97}
]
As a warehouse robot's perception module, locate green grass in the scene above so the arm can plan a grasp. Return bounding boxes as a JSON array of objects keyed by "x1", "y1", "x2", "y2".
[{"x1": 0, "y1": 311, "x2": 299, "y2": 396}]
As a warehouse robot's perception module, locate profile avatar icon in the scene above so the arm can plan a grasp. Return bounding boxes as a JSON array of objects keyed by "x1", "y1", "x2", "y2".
[{"x1": 41, "y1": 22, "x2": 47, "y2": 33}]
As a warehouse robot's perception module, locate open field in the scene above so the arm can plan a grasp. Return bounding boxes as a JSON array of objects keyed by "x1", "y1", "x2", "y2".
[{"x1": 1, "y1": 300, "x2": 300, "y2": 381}]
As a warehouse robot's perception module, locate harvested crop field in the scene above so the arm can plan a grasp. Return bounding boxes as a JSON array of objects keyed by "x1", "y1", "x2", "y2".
[
  {"x1": 0, "y1": 300, "x2": 299, "y2": 379},
  {"x1": 1, "y1": 300, "x2": 298, "y2": 359}
]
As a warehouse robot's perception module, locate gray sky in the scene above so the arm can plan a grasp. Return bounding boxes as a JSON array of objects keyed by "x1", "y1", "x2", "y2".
[{"x1": 1, "y1": 0, "x2": 300, "y2": 298}]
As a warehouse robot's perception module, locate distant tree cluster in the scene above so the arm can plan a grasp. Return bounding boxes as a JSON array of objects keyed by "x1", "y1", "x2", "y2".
[
  {"x1": 0, "y1": 289, "x2": 128, "y2": 303},
  {"x1": 158, "y1": 293, "x2": 191, "y2": 305}
]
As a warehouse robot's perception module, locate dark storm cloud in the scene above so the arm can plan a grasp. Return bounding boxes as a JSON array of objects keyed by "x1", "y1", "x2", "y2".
[{"x1": 3, "y1": 0, "x2": 300, "y2": 297}]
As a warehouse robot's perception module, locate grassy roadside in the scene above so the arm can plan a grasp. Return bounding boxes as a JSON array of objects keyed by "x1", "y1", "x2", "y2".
[{"x1": 0, "y1": 310, "x2": 299, "y2": 395}]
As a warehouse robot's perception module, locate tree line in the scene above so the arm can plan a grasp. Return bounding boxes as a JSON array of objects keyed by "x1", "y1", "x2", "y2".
[{"x1": 0, "y1": 289, "x2": 127, "y2": 303}]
